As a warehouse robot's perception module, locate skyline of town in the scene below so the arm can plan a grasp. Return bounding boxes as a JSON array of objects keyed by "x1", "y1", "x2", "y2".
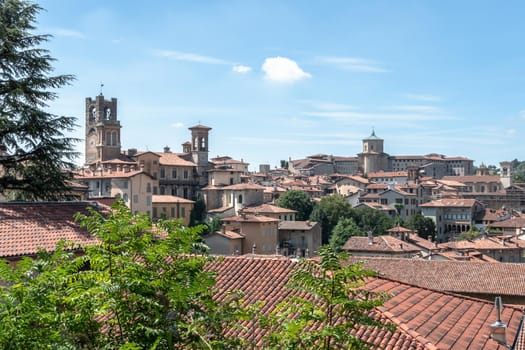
[{"x1": 38, "y1": 1, "x2": 525, "y2": 170}]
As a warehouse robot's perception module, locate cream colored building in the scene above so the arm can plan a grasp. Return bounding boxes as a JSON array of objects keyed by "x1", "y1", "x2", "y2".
[
  {"x1": 75, "y1": 168, "x2": 154, "y2": 215},
  {"x1": 152, "y1": 195, "x2": 195, "y2": 226}
]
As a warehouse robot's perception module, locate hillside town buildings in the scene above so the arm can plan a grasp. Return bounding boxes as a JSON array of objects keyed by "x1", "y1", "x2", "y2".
[{"x1": 71, "y1": 94, "x2": 525, "y2": 251}]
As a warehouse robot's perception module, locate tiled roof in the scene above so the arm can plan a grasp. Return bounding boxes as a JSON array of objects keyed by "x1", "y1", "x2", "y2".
[
  {"x1": 243, "y1": 204, "x2": 297, "y2": 214},
  {"x1": 353, "y1": 257, "x2": 525, "y2": 297},
  {"x1": 222, "y1": 183, "x2": 266, "y2": 190},
  {"x1": 278, "y1": 221, "x2": 318, "y2": 230},
  {"x1": 75, "y1": 169, "x2": 150, "y2": 179},
  {"x1": 442, "y1": 175, "x2": 502, "y2": 183},
  {"x1": 342, "y1": 236, "x2": 422, "y2": 253},
  {"x1": 368, "y1": 171, "x2": 408, "y2": 178},
  {"x1": 157, "y1": 152, "x2": 195, "y2": 167},
  {"x1": 0, "y1": 202, "x2": 105, "y2": 258},
  {"x1": 420, "y1": 198, "x2": 478, "y2": 208},
  {"x1": 490, "y1": 217, "x2": 525, "y2": 229},
  {"x1": 208, "y1": 256, "x2": 520, "y2": 349},
  {"x1": 151, "y1": 195, "x2": 195, "y2": 204},
  {"x1": 222, "y1": 214, "x2": 280, "y2": 223}
]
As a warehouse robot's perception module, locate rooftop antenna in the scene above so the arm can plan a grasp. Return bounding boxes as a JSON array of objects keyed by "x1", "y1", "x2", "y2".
[
  {"x1": 490, "y1": 296, "x2": 509, "y2": 348},
  {"x1": 99, "y1": 83, "x2": 104, "y2": 96}
]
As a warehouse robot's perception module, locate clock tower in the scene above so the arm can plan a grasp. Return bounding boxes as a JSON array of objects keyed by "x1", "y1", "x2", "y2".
[{"x1": 85, "y1": 94, "x2": 121, "y2": 165}]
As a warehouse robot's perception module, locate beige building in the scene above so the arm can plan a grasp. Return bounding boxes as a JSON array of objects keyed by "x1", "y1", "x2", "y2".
[
  {"x1": 278, "y1": 220, "x2": 322, "y2": 257},
  {"x1": 151, "y1": 195, "x2": 195, "y2": 226},
  {"x1": 75, "y1": 168, "x2": 154, "y2": 215},
  {"x1": 221, "y1": 214, "x2": 280, "y2": 255},
  {"x1": 420, "y1": 198, "x2": 485, "y2": 242}
]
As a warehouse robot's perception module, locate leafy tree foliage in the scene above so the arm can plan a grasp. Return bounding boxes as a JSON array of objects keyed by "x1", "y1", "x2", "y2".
[
  {"x1": 275, "y1": 189, "x2": 314, "y2": 221},
  {"x1": 310, "y1": 195, "x2": 352, "y2": 243},
  {"x1": 511, "y1": 159, "x2": 525, "y2": 183},
  {"x1": 329, "y1": 217, "x2": 363, "y2": 251},
  {"x1": 0, "y1": 200, "x2": 249, "y2": 349},
  {"x1": 456, "y1": 227, "x2": 481, "y2": 241},
  {"x1": 407, "y1": 213, "x2": 436, "y2": 241},
  {"x1": 350, "y1": 207, "x2": 394, "y2": 236},
  {"x1": 261, "y1": 246, "x2": 392, "y2": 349},
  {"x1": 189, "y1": 193, "x2": 207, "y2": 227},
  {"x1": 0, "y1": 0, "x2": 78, "y2": 200}
]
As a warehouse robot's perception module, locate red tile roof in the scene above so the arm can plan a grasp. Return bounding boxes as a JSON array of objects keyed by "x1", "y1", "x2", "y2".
[
  {"x1": 342, "y1": 236, "x2": 422, "y2": 254},
  {"x1": 352, "y1": 257, "x2": 525, "y2": 298},
  {"x1": 0, "y1": 202, "x2": 106, "y2": 258},
  {"x1": 157, "y1": 152, "x2": 195, "y2": 167},
  {"x1": 208, "y1": 256, "x2": 519, "y2": 349},
  {"x1": 420, "y1": 198, "x2": 478, "y2": 208},
  {"x1": 151, "y1": 195, "x2": 195, "y2": 204},
  {"x1": 278, "y1": 220, "x2": 318, "y2": 231},
  {"x1": 243, "y1": 204, "x2": 297, "y2": 215}
]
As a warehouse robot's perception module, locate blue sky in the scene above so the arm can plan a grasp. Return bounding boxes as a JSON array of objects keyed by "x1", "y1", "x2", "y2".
[{"x1": 38, "y1": 1, "x2": 525, "y2": 171}]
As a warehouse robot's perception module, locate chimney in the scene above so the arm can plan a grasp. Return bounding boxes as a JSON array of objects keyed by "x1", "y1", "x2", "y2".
[{"x1": 367, "y1": 231, "x2": 373, "y2": 245}]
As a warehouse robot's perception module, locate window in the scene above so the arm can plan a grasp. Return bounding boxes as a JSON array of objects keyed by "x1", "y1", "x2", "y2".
[
  {"x1": 171, "y1": 207, "x2": 175, "y2": 217},
  {"x1": 160, "y1": 187, "x2": 165, "y2": 195},
  {"x1": 153, "y1": 187, "x2": 158, "y2": 195},
  {"x1": 133, "y1": 194, "x2": 139, "y2": 203},
  {"x1": 123, "y1": 181, "x2": 128, "y2": 189},
  {"x1": 181, "y1": 207, "x2": 186, "y2": 217},
  {"x1": 238, "y1": 194, "x2": 243, "y2": 204},
  {"x1": 153, "y1": 208, "x2": 157, "y2": 217},
  {"x1": 160, "y1": 168, "x2": 165, "y2": 178},
  {"x1": 184, "y1": 170, "x2": 188, "y2": 179},
  {"x1": 172, "y1": 169, "x2": 177, "y2": 178},
  {"x1": 123, "y1": 193, "x2": 129, "y2": 202},
  {"x1": 146, "y1": 196, "x2": 151, "y2": 206},
  {"x1": 146, "y1": 183, "x2": 151, "y2": 193}
]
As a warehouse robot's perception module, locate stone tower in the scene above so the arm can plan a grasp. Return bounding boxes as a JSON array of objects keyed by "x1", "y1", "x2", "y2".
[
  {"x1": 500, "y1": 161, "x2": 513, "y2": 188},
  {"x1": 358, "y1": 130, "x2": 389, "y2": 174},
  {"x1": 85, "y1": 95, "x2": 121, "y2": 165},
  {"x1": 189, "y1": 124, "x2": 212, "y2": 186}
]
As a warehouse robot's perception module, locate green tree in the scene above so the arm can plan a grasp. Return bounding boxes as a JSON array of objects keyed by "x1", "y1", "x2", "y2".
[
  {"x1": 261, "y1": 246, "x2": 392, "y2": 349},
  {"x1": 329, "y1": 217, "x2": 363, "y2": 251},
  {"x1": 407, "y1": 213, "x2": 436, "y2": 241},
  {"x1": 0, "y1": 0, "x2": 78, "y2": 200},
  {"x1": 350, "y1": 207, "x2": 394, "y2": 236},
  {"x1": 0, "y1": 200, "x2": 249, "y2": 349},
  {"x1": 189, "y1": 193, "x2": 207, "y2": 227},
  {"x1": 310, "y1": 195, "x2": 352, "y2": 243},
  {"x1": 456, "y1": 227, "x2": 481, "y2": 241},
  {"x1": 275, "y1": 189, "x2": 314, "y2": 221}
]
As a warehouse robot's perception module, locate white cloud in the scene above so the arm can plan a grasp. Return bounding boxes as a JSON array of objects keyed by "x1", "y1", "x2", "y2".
[
  {"x1": 48, "y1": 28, "x2": 85, "y2": 39},
  {"x1": 232, "y1": 65, "x2": 252, "y2": 73},
  {"x1": 390, "y1": 105, "x2": 440, "y2": 113},
  {"x1": 154, "y1": 50, "x2": 230, "y2": 65},
  {"x1": 404, "y1": 94, "x2": 442, "y2": 102},
  {"x1": 262, "y1": 57, "x2": 311, "y2": 83},
  {"x1": 317, "y1": 56, "x2": 386, "y2": 73},
  {"x1": 518, "y1": 110, "x2": 525, "y2": 119},
  {"x1": 506, "y1": 128, "x2": 517, "y2": 135},
  {"x1": 171, "y1": 122, "x2": 184, "y2": 128}
]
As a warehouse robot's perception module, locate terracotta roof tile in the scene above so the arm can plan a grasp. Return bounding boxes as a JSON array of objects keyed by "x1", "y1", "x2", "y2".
[
  {"x1": 157, "y1": 152, "x2": 195, "y2": 167},
  {"x1": 352, "y1": 257, "x2": 525, "y2": 297},
  {"x1": 342, "y1": 236, "x2": 422, "y2": 253},
  {"x1": 0, "y1": 202, "x2": 106, "y2": 258},
  {"x1": 208, "y1": 256, "x2": 519, "y2": 349}
]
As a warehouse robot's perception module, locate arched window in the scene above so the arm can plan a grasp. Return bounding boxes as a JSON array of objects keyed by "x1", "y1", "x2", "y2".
[
  {"x1": 112, "y1": 131, "x2": 117, "y2": 146},
  {"x1": 200, "y1": 137, "x2": 206, "y2": 150},
  {"x1": 238, "y1": 194, "x2": 243, "y2": 204},
  {"x1": 106, "y1": 131, "x2": 111, "y2": 145}
]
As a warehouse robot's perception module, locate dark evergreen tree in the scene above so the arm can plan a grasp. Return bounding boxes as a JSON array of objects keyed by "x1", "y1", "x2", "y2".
[
  {"x1": 189, "y1": 193, "x2": 206, "y2": 227},
  {"x1": 329, "y1": 217, "x2": 363, "y2": 251},
  {"x1": 407, "y1": 213, "x2": 436, "y2": 241},
  {"x1": 0, "y1": 0, "x2": 78, "y2": 200}
]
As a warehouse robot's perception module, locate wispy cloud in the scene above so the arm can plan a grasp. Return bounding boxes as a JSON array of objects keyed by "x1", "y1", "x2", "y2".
[
  {"x1": 154, "y1": 50, "x2": 231, "y2": 65},
  {"x1": 298, "y1": 100, "x2": 356, "y2": 111},
  {"x1": 262, "y1": 57, "x2": 311, "y2": 83},
  {"x1": 229, "y1": 136, "x2": 357, "y2": 146},
  {"x1": 389, "y1": 105, "x2": 441, "y2": 113},
  {"x1": 404, "y1": 94, "x2": 442, "y2": 102},
  {"x1": 303, "y1": 110, "x2": 455, "y2": 122},
  {"x1": 48, "y1": 28, "x2": 86, "y2": 39},
  {"x1": 171, "y1": 122, "x2": 184, "y2": 128},
  {"x1": 232, "y1": 65, "x2": 252, "y2": 73},
  {"x1": 317, "y1": 56, "x2": 387, "y2": 73},
  {"x1": 518, "y1": 110, "x2": 525, "y2": 119}
]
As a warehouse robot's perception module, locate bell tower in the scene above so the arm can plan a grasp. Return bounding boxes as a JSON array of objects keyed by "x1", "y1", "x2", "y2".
[
  {"x1": 189, "y1": 124, "x2": 211, "y2": 186},
  {"x1": 85, "y1": 94, "x2": 121, "y2": 165}
]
